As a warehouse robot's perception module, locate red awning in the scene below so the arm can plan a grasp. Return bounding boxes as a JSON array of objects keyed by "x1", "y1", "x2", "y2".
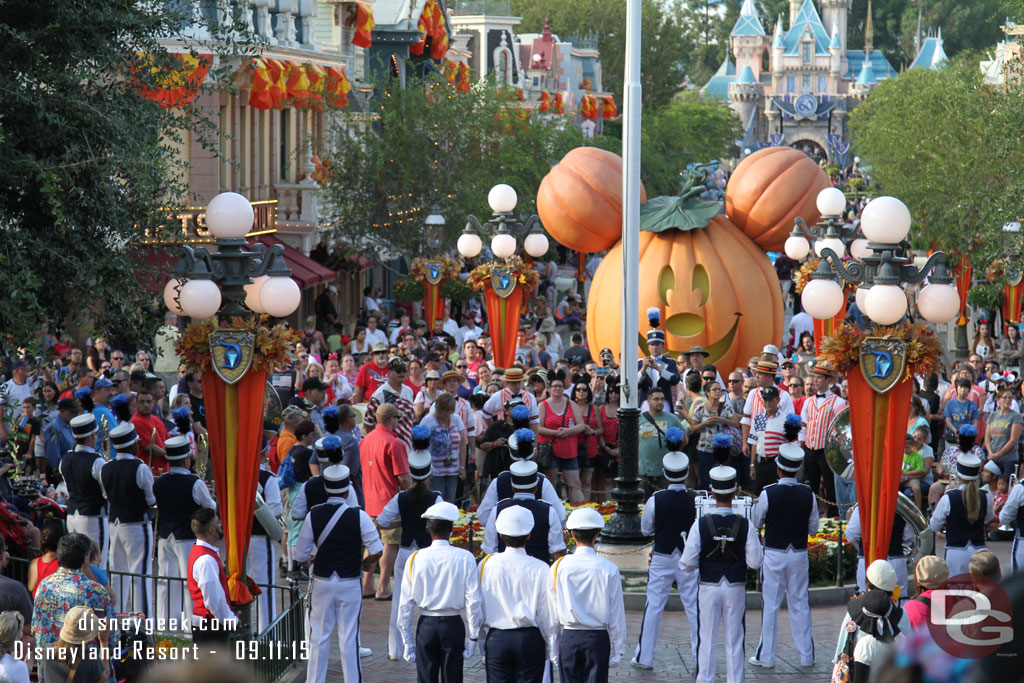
[{"x1": 253, "y1": 235, "x2": 335, "y2": 289}]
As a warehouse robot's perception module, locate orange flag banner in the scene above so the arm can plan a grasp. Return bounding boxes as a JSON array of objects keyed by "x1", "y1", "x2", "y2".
[
  {"x1": 601, "y1": 95, "x2": 617, "y2": 119},
  {"x1": 457, "y1": 62, "x2": 471, "y2": 93},
  {"x1": 580, "y1": 93, "x2": 599, "y2": 119},
  {"x1": 135, "y1": 52, "x2": 211, "y2": 109},
  {"x1": 353, "y1": 4, "x2": 375, "y2": 48},
  {"x1": 553, "y1": 92, "x2": 564, "y2": 114},
  {"x1": 326, "y1": 67, "x2": 351, "y2": 108},
  {"x1": 539, "y1": 91, "x2": 550, "y2": 113},
  {"x1": 249, "y1": 59, "x2": 275, "y2": 109}
]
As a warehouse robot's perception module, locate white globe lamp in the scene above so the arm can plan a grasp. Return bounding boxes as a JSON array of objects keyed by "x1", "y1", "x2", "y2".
[
  {"x1": 855, "y1": 285, "x2": 871, "y2": 312},
  {"x1": 863, "y1": 284, "x2": 908, "y2": 325},
  {"x1": 802, "y1": 278, "x2": 845, "y2": 320},
  {"x1": 815, "y1": 237, "x2": 847, "y2": 259},
  {"x1": 205, "y1": 192, "x2": 255, "y2": 239},
  {"x1": 178, "y1": 279, "x2": 222, "y2": 320},
  {"x1": 523, "y1": 232, "x2": 549, "y2": 258},
  {"x1": 860, "y1": 196, "x2": 911, "y2": 244},
  {"x1": 488, "y1": 184, "x2": 518, "y2": 213},
  {"x1": 163, "y1": 278, "x2": 186, "y2": 315},
  {"x1": 917, "y1": 283, "x2": 960, "y2": 324},
  {"x1": 244, "y1": 275, "x2": 269, "y2": 313},
  {"x1": 457, "y1": 232, "x2": 483, "y2": 258},
  {"x1": 850, "y1": 238, "x2": 873, "y2": 261},
  {"x1": 816, "y1": 187, "x2": 847, "y2": 216},
  {"x1": 785, "y1": 235, "x2": 811, "y2": 260},
  {"x1": 260, "y1": 277, "x2": 301, "y2": 317},
  {"x1": 491, "y1": 233, "x2": 518, "y2": 259}
]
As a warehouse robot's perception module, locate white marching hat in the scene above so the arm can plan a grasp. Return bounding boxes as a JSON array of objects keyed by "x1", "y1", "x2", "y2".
[
  {"x1": 70, "y1": 413, "x2": 97, "y2": 438},
  {"x1": 956, "y1": 452, "x2": 983, "y2": 481},
  {"x1": 776, "y1": 442, "x2": 805, "y2": 473},
  {"x1": 495, "y1": 505, "x2": 535, "y2": 537},
  {"x1": 109, "y1": 422, "x2": 138, "y2": 449},
  {"x1": 709, "y1": 465, "x2": 738, "y2": 494},
  {"x1": 165, "y1": 435, "x2": 192, "y2": 460},
  {"x1": 662, "y1": 451, "x2": 690, "y2": 482},
  {"x1": 422, "y1": 501, "x2": 460, "y2": 522},
  {"x1": 566, "y1": 507, "x2": 605, "y2": 531},
  {"x1": 322, "y1": 464, "x2": 351, "y2": 494},
  {"x1": 408, "y1": 450, "x2": 432, "y2": 480},
  {"x1": 510, "y1": 460, "x2": 539, "y2": 489}
]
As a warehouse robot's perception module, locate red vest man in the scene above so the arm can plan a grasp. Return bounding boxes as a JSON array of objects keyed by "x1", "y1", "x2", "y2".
[{"x1": 186, "y1": 507, "x2": 237, "y2": 648}]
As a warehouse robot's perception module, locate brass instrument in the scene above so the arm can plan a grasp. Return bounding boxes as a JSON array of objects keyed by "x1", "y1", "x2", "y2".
[
  {"x1": 100, "y1": 416, "x2": 111, "y2": 459},
  {"x1": 196, "y1": 432, "x2": 210, "y2": 482},
  {"x1": 150, "y1": 426, "x2": 158, "y2": 469},
  {"x1": 254, "y1": 490, "x2": 285, "y2": 541}
]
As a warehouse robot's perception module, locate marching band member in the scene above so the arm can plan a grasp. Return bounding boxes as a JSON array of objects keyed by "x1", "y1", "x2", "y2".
[
  {"x1": 290, "y1": 436, "x2": 359, "y2": 521},
  {"x1": 680, "y1": 461, "x2": 763, "y2": 683},
  {"x1": 101, "y1": 422, "x2": 155, "y2": 617},
  {"x1": 750, "y1": 414, "x2": 818, "y2": 669},
  {"x1": 61, "y1": 413, "x2": 109, "y2": 569},
  {"x1": 637, "y1": 322, "x2": 680, "y2": 412},
  {"x1": 478, "y1": 505, "x2": 556, "y2": 683},
  {"x1": 929, "y1": 452, "x2": 994, "y2": 576},
  {"x1": 633, "y1": 427, "x2": 700, "y2": 670},
  {"x1": 999, "y1": 473, "x2": 1024, "y2": 571},
  {"x1": 477, "y1": 423, "x2": 566, "y2": 530},
  {"x1": 548, "y1": 507, "x2": 626, "y2": 683},
  {"x1": 249, "y1": 442, "x2": 283, "y2": 633},
  {"x1": 295, "y1": 464, "x2": 382, "y2": 683},
  {"x1": 398, "y1": 501, "x2": 483, "y2": 683},
  {"x1": 187, "y1": 507, "x2": 237, "y2": 651},
  {"x1": 376, "y1": 428, "x2": 442, "y2": 660},
  {"x1": 154, "y1": 435, "x2": 216, "y2": 627},
  {"x1": 482, "y1": 458, "x2": 565, "y2": 563},
  {"x1": 845, "y1": 505, "x2": 913, "y2": 597}
]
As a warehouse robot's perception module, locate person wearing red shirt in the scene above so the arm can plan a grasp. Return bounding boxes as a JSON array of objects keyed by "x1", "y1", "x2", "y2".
[
  {"x1": 353, "y1": 343, "x2": 390, "y2": 403},
  {"x1": 131, "y1": 390, "x2": 169, "y2": 472},
  {"x1": 360, "y1": 403, "x2": 411, "y2": 599}
]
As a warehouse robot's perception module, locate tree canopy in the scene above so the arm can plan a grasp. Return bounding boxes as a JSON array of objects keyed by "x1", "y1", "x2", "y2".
[{"x1": 848, "y1": 55, "x2": 1024, "y2": 268}]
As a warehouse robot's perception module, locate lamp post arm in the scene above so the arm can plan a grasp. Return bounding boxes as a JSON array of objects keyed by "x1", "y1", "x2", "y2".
[
  {"x1": 900, "y1": 251, "x2": 948, "y2": 285},
  {"x1": 465, "y1": 214, "x2": 485, "y2": 235},
  {"x1": 819, "y1": 247, "x2": 867, "y2": 284},
  {"x1": 246, "y1": 244, "x2": 286, "y2": 279}
]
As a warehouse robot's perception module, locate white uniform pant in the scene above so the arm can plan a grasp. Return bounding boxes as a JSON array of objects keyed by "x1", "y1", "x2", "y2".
[
  {"x1": 1013, "y1": 535, "x2": 1024, "y2": 573},
  {"x1": 248, "y1": 534, "x2": 278, "y2": 633},
  {"x1": 109, "y1": 522, "x2": 154, "y2": 618},
  {"x1": 944, "y1": 543, "x2": 985, "y2": 578},
  {"x1": 388, "y1": 546, "x2": 414, "y2": 659},
  {"x1": 856, "y1": 555, "x2": 910, "y2": 597},
  {"x1": 754, "y1": 549, "x2": 812, "y2": 666},
  {"x1": 634, "y1": 553, "x2": 699, "y2": 666},
  {"x1": 68, "y1": 513, "x2": 108, "y2": 570},
  {"x1": 306, "y1": 577, "x2": 362, "y2": 683},
  {"x1": 696, "y1": 581, "x2": 746, "y2": 683},
  {"x1": 156, "y1": 535, "x2": 195, "y2": 631}
]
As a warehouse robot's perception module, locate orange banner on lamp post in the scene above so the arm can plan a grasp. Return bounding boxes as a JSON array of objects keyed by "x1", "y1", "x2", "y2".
[
  {"x1": 955, "y1": 259, "x2": 972, "y2": 326},
  {"x1": 484, "y1": 285, "x2": 524, "y2": 369}
]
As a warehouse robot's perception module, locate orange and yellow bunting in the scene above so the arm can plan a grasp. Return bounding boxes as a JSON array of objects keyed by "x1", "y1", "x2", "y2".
[
  {"x1": 580, "y1": 93, "x2": 599, "y2": 119},
  {"x1": 134, "y1": 52, "x2": 211, "y2": 109},
  {"x1": 326, "y1": 67, "x2": 351, "y2": 108},
  {"x1": 443, "y1": 59, "x2": 458, "y2": 85},
  {"x1": 457, "y1": 62, "x2": 471, "y2": 93},
  {"x1": 538, "y1": 91, "x2": 550, "y2": 113},
  {"x1": 553, "y1": 92, "x2": 564, "y2": 114},
  {"x1": 410, "y1": 0, "x2": 449, "y2": 59},
  {"x1": 353, "y1": 4, "x2": 375, "y2": 48}
]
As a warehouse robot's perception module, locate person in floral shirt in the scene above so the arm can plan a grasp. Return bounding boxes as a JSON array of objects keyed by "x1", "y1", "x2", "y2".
[{"x1": 32, "y1": 533, "x2": 117, "y2": 659}]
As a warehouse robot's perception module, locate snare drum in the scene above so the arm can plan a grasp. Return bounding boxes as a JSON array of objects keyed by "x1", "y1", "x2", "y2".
[{"x1": 693, "y1": 492, "x2": 754, "y2": 520}]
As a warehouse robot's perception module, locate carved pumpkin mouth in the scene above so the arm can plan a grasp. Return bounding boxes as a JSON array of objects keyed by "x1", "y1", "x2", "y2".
[{"x1": 667, "y1": 312, "x2": 742, "y2": 365}]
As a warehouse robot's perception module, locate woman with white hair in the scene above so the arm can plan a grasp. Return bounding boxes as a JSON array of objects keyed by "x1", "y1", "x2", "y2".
[{"x1": 0, "y1": 611, "x2": 28, "y2": 683}]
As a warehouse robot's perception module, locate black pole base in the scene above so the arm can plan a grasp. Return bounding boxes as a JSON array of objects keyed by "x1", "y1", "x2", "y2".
[{"x1": 600, "y1": 406, "x2": 651, "y2": 545}]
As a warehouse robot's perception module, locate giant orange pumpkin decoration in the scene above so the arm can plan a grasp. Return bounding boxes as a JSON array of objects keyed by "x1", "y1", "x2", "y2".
[
  {"x1": 536, "y1": 147, "x2": 647, "y2": 254},
  {"x1": 586, "y1": 201, "x2": 783, "y2": 374},
  {"x1": 724, "y1": 147, "x2": 831, "y2": 253}
]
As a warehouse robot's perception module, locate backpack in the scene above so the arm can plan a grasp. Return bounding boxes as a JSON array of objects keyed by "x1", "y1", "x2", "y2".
[{"x1": 277, "y1": 453, "x2": 296, "y2": 489}]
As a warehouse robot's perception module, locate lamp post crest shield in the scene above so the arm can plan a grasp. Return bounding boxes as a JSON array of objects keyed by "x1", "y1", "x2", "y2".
[
  {"x1": 858, "y1": 337, "x2": 906, "y2": 394},
  {"x1": 209, "y1": 329, "x2": 256, "y2": 384},
  {"x1": 490, "y1": 267, "x2": 517, "y2": 298}
]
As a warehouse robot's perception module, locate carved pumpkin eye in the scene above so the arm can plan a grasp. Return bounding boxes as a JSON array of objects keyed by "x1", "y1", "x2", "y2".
[{"x1": 658, "y1": 264, "x2": 711, "y2": 337}]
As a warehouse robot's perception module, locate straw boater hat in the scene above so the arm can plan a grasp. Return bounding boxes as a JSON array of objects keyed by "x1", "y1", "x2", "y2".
[
  {"x1": 753, "y1": 357, "x2": 779, "y2": 375},
  {"x1": 504, "y1": 367, "x2": 525, "y2": 382},
  {"x1": 809, "y1": 357, "x2": 835, "y2": 376},
  {"x1": 59, "y1": 606, "x2": 100, "y2": 645}
]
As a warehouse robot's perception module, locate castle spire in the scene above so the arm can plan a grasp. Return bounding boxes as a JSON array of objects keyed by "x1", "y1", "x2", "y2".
[{"x1": 865, "y1": 0, "x2": 874, "y2": 54}]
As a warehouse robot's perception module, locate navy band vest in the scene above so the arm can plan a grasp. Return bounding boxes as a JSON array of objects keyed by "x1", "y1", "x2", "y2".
[
  {"x1": 652, "y1": 488, "x2": 697, "y2": 555},
  {"x1": 495, "y1": 497, "x2": 553, "y2": 563},
  {"x1": 154, "y1": 472, "x2": 202, "y2": 540},
  {"x1": 303, "y1": 477, "x2": 328, "y2": 510},
  {"x1": 101, "y1": 458, "x2": 150, "y2": 523},
  {"x1": 495, "y1": 470, "x2": 543, "y2": 502},
  {"x1": 309, "y1": 504, "x2": 362, "y2": 579},
  {"x1": 763, "y1": 483, "x2": 814, "y2": 551},
  {"x1": 251, "y1": 469, "x2": 273, "y2": 537},
  {"x1": 856, "y1": 513, "x2": 906, "y2": 558},
  {"x1": 697, "y1": 513, "x2": 749, "y2": 585},
  {"x1": 398, "y1": 490, "x2": 441, "y2": 549},
  {"x1": 946, "y1": 488, "x2": 988, "y2": 548},
  {"x1": 63, "y1": 450, "x2": 107, "y2": 516}
]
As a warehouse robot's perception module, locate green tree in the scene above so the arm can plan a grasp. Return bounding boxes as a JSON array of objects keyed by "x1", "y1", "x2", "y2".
[
  {"x1": 317, "y1": 76, "x2": 589, "y2": 263},
  {"x1": 509, "y1": 0, "x2": 688, "y2": 109},
  {"x1": 849, "y1": 55, "x2": 1024, "y2": 266},
  {"x1": 0, "y1": 2, "x2": 248, "y2": 348},
  {"x1": 681, "y1": 0, "x2": 741, "y2": 85}
]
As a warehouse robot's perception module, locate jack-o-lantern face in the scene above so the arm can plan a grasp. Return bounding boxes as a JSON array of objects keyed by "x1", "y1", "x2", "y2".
[{"x1": 586, "y1": 215, "x2": 783, "y2": 375}]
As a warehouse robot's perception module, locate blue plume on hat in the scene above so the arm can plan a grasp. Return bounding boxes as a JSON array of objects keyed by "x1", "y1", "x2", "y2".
[
  {"x1": 784, "y1": 413, "x2": 803, "y2": 442},
  {"x1": 110, "y1": 393, "x2": 129, "y2": 405},
  {"x1": 513, "y1": 428, "x2": 535, "y2": 444},
  {"x1": 171, "y1": 406, "x2": 191, "y2": 421},
  {"x1": 665, "y1": 426, "x2": 685, "y2": 449},
  {"x1": 412, "y1": 424, "x2": 431, "y2": 450},
  {"x1": 712, "y1": 433, "x2": 732, "y2": 464},
  {"x1": 511, "y1": 404, "x2": 530, "y2": 422},
  {"x1": 74, "y1": 386, "x2": 92, "y2": 399},
  {"x1": 513, "y1": 428, "x2": 535, "y2": 460},
  {"x1": 959, "y1": 424, "x2": 978, "y2": 439},
  {"x1": 321, "y1": 435, "x2": 342, "y2": 451},
  {"x1": 323, "y1": 405, "x2": 339, "y2": 417}
]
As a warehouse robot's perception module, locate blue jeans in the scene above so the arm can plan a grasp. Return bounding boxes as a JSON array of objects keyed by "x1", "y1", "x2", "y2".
[
  {"x1": 835, "y1": 474, "x2": 856, "y2": 519},
  {"x1": 434, "y1": 475, "x2": 459, "y2": 503}
]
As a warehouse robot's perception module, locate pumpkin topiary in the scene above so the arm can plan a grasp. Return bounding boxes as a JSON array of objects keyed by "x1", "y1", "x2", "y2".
[
  {"x1": 586, "y1": 181, "x2": 783, "y2": 375},
  {"x1": 536, "y1": 147, "x2": 646, "y2": 254},
  {"x1": 724, "y1": 147, "x2": 831, "y2": 253}
]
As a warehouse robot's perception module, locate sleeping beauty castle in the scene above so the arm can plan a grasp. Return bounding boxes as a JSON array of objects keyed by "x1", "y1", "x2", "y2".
[{"x1": 703, "y1": 0, "x2": 946, "y2": 165}]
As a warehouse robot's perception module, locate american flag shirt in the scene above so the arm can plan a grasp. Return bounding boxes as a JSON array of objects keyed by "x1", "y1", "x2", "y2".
[{"x1": 750, "y1": 411, "x2": 788, "y2": 461}]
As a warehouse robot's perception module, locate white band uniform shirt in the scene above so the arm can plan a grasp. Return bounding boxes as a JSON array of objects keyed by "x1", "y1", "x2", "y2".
[
  {"x1": 101, "y1": 449, "x2": 156, "y2": 618},
  {"x1": 998, "y1": 481, "x2": 1024, "y2": 571},
  {"x1": 482, "y1": 493, "x2": 565, "y2": 558},
  {"x1": 928, "y1": 482, "x2": 995, "y2": 576},
  {"x1": 477, "y1": 474, "x2": 566, "y2": 531},
  {"x1": 61, "y1": 443, "x2": 109, "y2": 569}
]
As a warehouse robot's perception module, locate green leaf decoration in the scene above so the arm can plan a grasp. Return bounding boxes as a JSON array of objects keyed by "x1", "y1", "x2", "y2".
[{"x1": 639, "y1": 195, "x2": 722, "y2": 233}]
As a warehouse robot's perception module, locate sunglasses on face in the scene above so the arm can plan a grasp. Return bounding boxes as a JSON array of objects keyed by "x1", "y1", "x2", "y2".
[{"x1": 728, "y1": 379, "x2": 743, "y2": 384}]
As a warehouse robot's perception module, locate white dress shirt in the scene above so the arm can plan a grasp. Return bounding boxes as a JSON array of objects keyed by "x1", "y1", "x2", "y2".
[
  {"x1": 481, "y1": 493, "x2": 566, "y2": 555},
  {"x1": 640, "y1": 483, "x2": 689, "y2": 546},
  {"x1": 679, "y1": 506, "x2": 764, "y2": 578},
  {"x1": 259, "y1": 464, "x2": 283, "y2": 517},
  {"x1": 999, "y1": 482, "x2": 1024, "y2": 526},
  {"x1": 166, "y1": 466, "x2": 217, "y2": 509},
  {"x1": 293, "y1": 497, "x2": 383, "y2": 580},
  {"x1": 547, "y1": 546, "x2": 626, "y2": 662},
  {"x1": 112, "y1": 453, "x2": 157, "y2": 508},
  {"x1": 398, "y1": 540, "x2": 483, "y2": 651},
  {"x1": 290, "y1": 480, "x2": 359, "y2": 520},
  {"x1": 477, "y1": 547, "x2": 555, "y2": 644},
  {"x1": 477, "y1": 475, "x2": 566, "y2": 529},
  {"x1": 61, "y1": 445, "x2": 107, "y2": 502},
  {"x1": 752, "y1": 478, "x2": 820, "y2": 540},
  {"x1": 929, "y1": 483, "x2": 995, "y2": 533},
  {"x1": 364, "y1": 328, "x2": 388, "y2": 347},
  {"x1": 191, "y1": 540, "x2": 236, "y2": 622}
]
